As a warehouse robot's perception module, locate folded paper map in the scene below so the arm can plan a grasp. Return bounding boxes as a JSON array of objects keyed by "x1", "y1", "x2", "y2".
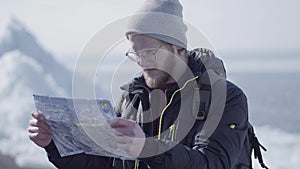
[{"x1": 33, "y1": 95, "x2": 130, "y2": 158}]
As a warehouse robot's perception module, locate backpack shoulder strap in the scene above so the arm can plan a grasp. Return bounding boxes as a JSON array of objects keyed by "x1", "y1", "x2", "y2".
[
  {"x1": 186, "y1": 69, "x2": 224, "y2": 145},
  {"x1": 248, "y1": 124, "x2": 269, "y2": 169},
  {"x1": 193, "y1": 69, "x2": 225, "y2": 120}
]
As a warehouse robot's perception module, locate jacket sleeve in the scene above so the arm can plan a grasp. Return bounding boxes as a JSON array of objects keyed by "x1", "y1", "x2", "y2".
[
  {"x1": 44, "y1": 141, "x2": 113, "y2": 169},
  {"x1": 138, "y1": 81, "x2": 249, "y2": 169}
]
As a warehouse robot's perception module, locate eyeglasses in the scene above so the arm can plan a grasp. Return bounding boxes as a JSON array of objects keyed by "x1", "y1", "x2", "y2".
[{"x1": 125, "y1": 44, "x2": 164, "y2": 63}]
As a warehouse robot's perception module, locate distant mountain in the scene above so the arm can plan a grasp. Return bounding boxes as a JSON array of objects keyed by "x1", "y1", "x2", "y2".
[
  {"x1": 0, "y1": 17, "x2": 102, "y2": 169},
  {"x1": 0, "y1": 18, "x2": 73, "y2": 95}
]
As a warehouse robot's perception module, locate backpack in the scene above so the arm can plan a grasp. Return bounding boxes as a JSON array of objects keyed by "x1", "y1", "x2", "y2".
[{"x1": 195, "y1": 69, "x2": 269, "y2": 169}]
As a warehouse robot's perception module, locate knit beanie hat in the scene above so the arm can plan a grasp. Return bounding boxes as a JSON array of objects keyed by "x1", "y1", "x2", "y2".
[{"x1": 126, "y1": 0, "x2": 188, "y2": 49}]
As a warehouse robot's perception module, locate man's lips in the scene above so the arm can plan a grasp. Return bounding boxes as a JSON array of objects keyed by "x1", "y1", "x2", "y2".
[
  {"x1": 143, "y1": 68, "x2": 159, "y2": 77},
  {"x1": 144, "y1": 68, "x2": 156, "y2": 73}
]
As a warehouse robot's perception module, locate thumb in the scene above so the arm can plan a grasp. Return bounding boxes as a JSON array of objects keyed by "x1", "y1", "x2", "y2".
[{"x1": 110, "y1": 117, "x2": 133, "y2": 128}]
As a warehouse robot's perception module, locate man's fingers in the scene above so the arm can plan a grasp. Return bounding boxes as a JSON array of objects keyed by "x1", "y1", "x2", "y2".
[
  {"x1": 28, "y1": 126, "x2": 51, "y2": 134},
  {"x1": 113, "y1": 127, "x2": 136, "y2": 137},
  {"x1": 29, "y1": 118, "x2": 51, "y2": 133},
  {"x1": 110, "y1": 117, "x2": 133, "y2": 128},
  {"x1": 110, "y1": 118, "x2": 137, "y2": 136},
  {"x1": 31, "y1": 111, "x2": 45, "y2": 121},
  {"x1": 29, "y1": 132, "x2": 51, "y2": 141},
  {"x1": 111, "y1": 118, "x2": 145, "y2": 157},
  {"x1": 113, "y1": 128, "x2": 123, "y2": 136},
  {"x1": 116, "y1": 143, "x2": 129, "y2": 152},
  {"x1": 115, "y1": 135, "x2": 132, "y2": 144}
]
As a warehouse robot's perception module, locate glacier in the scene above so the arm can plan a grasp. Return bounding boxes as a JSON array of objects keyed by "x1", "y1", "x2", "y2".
[{"x1": 0, "y1": 18, "x2": 100, "y2": 169}]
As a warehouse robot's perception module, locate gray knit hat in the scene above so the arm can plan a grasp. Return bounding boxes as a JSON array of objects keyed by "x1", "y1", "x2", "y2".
[{"x1": 126, "y1": 0, "x2": 188, "y2": 49}]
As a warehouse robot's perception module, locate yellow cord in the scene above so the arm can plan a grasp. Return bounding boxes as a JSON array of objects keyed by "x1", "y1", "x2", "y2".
[
  {"x1": 134, "y1": 160, "x2": 138, "y2": 169},
  {"x1": 157, "y1": 76, "x2": 199, "y2": 140},
  {"x1": 169, "y1": 124, "x2": 176, "y2": 141}
]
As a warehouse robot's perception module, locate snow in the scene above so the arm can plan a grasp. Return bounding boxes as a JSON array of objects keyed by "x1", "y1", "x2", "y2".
[
  {"x1": 0, "y1": 17, "x2": 73, "y2": 96},
  {"x1": 0, "y1": 17, "x2": 80, "y2": 168}
]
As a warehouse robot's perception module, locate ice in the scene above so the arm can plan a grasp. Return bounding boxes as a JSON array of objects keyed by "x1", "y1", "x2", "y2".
[
  {"x1": 0, "y1": 17, "x2": 103, "y2": 168},
  {"x1": 0, "y1": 17, "x2": 73, "y2": 95}
]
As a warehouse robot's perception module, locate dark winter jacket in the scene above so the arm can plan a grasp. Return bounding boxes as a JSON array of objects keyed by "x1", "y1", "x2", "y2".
[{"x1": 44, "y1": 48, "x2": 251, "y2": 169}]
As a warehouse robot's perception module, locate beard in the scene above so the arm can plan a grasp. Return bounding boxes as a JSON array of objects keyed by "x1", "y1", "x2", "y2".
[
  {"x1": 143, "y1": 51, "x2": 179, "y2": 88},
  {"x1": 144, "y1": 70, "x2": 172, "y2": 88}
]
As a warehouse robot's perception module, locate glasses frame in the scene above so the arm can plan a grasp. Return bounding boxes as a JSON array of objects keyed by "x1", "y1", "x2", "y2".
[{"x1": 125, "y1": 44, "x2": 164, "y2": 63}]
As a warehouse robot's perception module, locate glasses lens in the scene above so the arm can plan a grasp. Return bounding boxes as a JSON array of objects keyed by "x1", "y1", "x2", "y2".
[
  {"x1": 126, "y1": 52, "x2": 139, "y2": 62},
  {"x1": 125, "y1": 45, "x2": 163, "y2": 62}
]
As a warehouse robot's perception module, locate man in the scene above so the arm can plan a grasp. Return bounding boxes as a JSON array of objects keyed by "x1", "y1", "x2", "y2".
[{"x1": 28, "y1": 0, "x2": 261, "y2": 168}]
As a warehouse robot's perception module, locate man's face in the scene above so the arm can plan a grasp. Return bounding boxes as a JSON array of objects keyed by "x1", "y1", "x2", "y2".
[{"x1": 128, "y1": 34, "x2": 176, "y2": 88}]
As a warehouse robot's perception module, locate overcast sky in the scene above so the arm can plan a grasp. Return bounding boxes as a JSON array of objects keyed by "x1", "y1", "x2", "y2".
[{"x1": 0, "y1": 0, "x2": 299, "y2": 56}]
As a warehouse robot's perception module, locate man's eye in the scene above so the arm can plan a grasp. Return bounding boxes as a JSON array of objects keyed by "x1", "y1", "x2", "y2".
[{"x1": 143, "y1": 50, "x2": 154, "y2": 55}]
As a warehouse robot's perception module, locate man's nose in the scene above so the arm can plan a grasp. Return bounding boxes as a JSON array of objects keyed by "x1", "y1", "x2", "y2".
[{"x1": 138, "y1": 56, "x2": 150, "y2": 67}]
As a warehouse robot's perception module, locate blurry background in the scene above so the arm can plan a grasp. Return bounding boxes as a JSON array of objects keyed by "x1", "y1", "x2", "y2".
[{"x1": 0, "y1": 0, "x2": 299, "y2": 169}]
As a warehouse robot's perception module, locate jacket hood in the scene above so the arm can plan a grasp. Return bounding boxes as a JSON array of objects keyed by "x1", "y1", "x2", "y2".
[{"x1": 188, "y1": 48, "x2": 226, "y2": 79}]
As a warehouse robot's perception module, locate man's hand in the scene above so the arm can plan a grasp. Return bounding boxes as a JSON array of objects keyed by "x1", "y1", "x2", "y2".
[
  {"x1": 28, "y1": 111, "x2": 52, "y2": 148},
  {"x1": 110, "y1": 117, "x2": 145, "y2": 157}
]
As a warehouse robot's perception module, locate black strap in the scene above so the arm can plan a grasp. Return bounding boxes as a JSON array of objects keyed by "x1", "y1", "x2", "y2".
[{"x1": 249, "y1": 126, "x2": 269, "y2": 169}]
